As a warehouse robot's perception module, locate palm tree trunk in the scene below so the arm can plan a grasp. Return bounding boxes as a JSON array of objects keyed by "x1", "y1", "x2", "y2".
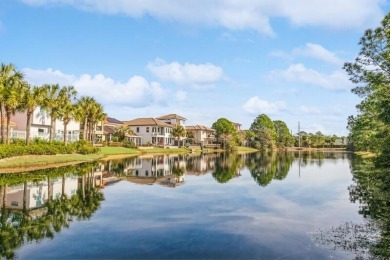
[
  {"x1": 26, "y1": 110, "x2": 32, "y2": 145},
  {"x1": 50, "y1": 111, "x2": 56, "y2": 142},
  {"x1": 6, "y1": 109, "x2": 11, "y2": 144},
  {"x1": 83, "y1": 118, "x2": 87, "y2": 140},
  {"x1": 0, "y1": 103, "x2": 5, "y2": 144},
  {"x1": 63, "y1": 121, "x2": 68, "y2": 146}
]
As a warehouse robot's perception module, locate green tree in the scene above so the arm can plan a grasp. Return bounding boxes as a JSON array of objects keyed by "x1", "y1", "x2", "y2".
[
  {"x1": 0, "y1": 64, "x2": 24, "y2": 144},
  {"x1": 343, "y1": 12, "x2": 390, "y2": 166},
  {"x1": 171, "y1": 125, "x2": 186, "y2": 147},
  {"x1": 273, "y1": 120, "x2": 294, "y2": 148},
  {"x1": 212, "y1": 118, "x2": 238, "y2": 149},
  {"x1": 249, "y1": 114, "x2": 277, "y2": 150},
  {"x1": 21, "y1": 84, "x2": 46, "y2": 145},
  {"x1": 42, "y1": 84, "x2": 61, "y2": 143},
  {"x1": 58, "y1": 86, "x2": 77, "y2": 145}
]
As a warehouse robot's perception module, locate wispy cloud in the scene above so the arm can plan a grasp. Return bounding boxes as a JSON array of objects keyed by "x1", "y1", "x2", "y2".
[
  {"x1": 147, "y1": 58, "x2": 224, "y2": 89},
  {"x1": 292, "y1": 43, "x2": 344, "y2": 65},
  {"x1": 271, "y1": 43, "x2": 344, "y2": 65},
  {"x1": 21, "y1": 0, "x2": 384, "y2": 35},
  {"x1": 242, "y1": 96, "x2": 285, "y2": 115},
  {"x1": 269, "y1": 63, "x2": 352, "y2": 91},
  {"x1": 23, "y1": 68, "x2": 168, "y2": 107}
]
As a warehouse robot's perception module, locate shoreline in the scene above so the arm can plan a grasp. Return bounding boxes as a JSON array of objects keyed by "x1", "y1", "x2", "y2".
[{"x1": 0, "y1": 146, "x2": 351, "y2": 174}]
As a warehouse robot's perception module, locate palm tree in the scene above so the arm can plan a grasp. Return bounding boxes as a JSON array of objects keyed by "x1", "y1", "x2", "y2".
[
  {"x1": 0, "y1": 63, "x2": 24, "y2": 144},
  {"x1": 22, "y1": 84, "x2": 47, "y2": 145},
  {"x1": 42, "y1": 84, "x2": 61, "y2": 142},
  {"x1": 88, "y1": 102, "x2": 105, "y2": 144},
  {"x1": 75, "y1": 96, "x2": 95, "y2": 141},
  {"x1": 172, "y1": 125, "x2": 186, "y2": 147},
  {"x1": 58, "y1": 86, "x2": 77, "y2": 145}
]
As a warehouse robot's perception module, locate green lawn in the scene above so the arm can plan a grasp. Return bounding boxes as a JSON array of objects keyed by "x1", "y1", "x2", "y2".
[
  {"x1": 98, "y1": 146, "x2": 140, "y2": 155},
  {"x1": 235, "y1": 146, "x2": 259, "y2": 153},
  {"x1": 0, "y1": 154, "x2": 102, "y2": 169}
]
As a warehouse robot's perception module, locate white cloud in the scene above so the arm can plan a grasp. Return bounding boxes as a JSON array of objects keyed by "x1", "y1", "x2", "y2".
[
  {"x1": 23, "y1": 68, "x2": 168, "y2": 107},
  {"x1": 147, "y1": 58, "x2": 224, "y2": 88},
  {"x1": 242, "y1": 96, "x2": 285, "y2": 115},
  {"x1": 271, "y1": 43, "x2": 343, "y2": 65},
  {"x1": 21, "y1": 0, "x2": 384, "y2": 35},
  {"x1": 270, "y1": 63, "x2": 353, "y2": 90},
  {"x1": 292, "y1": 43, "x2": 343, "y2": 65},
  {"x1": 23, "y1": 68, "x2": 76, "y2": 86}
]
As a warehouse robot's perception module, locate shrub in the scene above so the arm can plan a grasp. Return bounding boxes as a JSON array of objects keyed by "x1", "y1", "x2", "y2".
[
  {"x1": 123, "y1": 141, "x2": 136, "y2": 148},
  {"x1": 0, "y1": 139, "x2": 99, "y2": 159}
]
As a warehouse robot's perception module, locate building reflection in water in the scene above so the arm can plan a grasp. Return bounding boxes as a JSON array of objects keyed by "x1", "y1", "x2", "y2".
[{"x1": 0, "y1": 163, "x2": 105, "y2": 258}]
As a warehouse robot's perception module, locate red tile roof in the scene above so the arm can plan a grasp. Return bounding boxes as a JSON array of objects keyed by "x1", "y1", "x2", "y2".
[
  {"x1": 156, "y1": 114, "x2": 186, "y2": 120},
  {"x1": 123, "y1": 118, "x2": 173, "y2": 127}
]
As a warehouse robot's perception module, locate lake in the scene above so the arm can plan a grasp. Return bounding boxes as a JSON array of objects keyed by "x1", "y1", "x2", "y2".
[{"x1": 1, "y1": 151, "x2": 389, "y2": 259}]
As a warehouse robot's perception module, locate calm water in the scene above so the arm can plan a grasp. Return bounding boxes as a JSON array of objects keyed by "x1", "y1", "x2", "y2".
[{"x1": 1, "y1": 152, "x2": 389, "y2": 259}]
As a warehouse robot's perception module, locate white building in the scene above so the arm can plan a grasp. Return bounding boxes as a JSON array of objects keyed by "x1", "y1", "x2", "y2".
[
  {"x1": 156, "y1": 114, "x2": 186, "y2": 127},
  {"x1": 186, "y1": 125, "x2": 215, "y2": 146},
  {"x1": 123, "y1": 118, "x2": 174, "y2": 146},
  {"x1": 11, "y1": 106, "x2": 80, "y2": 141}
]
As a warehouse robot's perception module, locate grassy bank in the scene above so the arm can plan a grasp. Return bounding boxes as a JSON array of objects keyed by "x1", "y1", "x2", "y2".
[
  {"x1": 235, "y1": 146, "x2": 259, "y2": 153},
  {"x1": 99, "y1": 146, "x2": 140, "y2": 155},
  {"x1": 0, "y1": 154, "x2": 102, "y2": 173}
]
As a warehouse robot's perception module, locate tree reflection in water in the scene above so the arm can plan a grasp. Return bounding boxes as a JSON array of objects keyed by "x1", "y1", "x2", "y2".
[
  {"x1": 0, "y1": 163, "x2": 104, "y2": 259},
  {"x1": 310, "y1": 156, "x2": 390, "y2": 259},
  {"x1": 245, "y1": 152, "x2": 294, "y2": 186},
  {"x1": 212, "y1": 153, "x2": 244, "y2": 183}
]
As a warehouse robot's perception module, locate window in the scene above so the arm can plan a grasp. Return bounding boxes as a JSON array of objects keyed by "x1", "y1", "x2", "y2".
[
  {"x1": 152, "y1": 127, "x2": 156, "y2": 132},
  {"x1": 11, "y1": 201, "x2": 18, "y2": 207},
  {"x1": 145, "y1": 170, "x2": 149, "y2": 176},
  {"x1": 146, "y1": 127, "x2": 149, "y2": 133},
  {"x1": 38, "y1": 128, "x2": 44, "y2": 133},
  {"x1": 136, "y1": 127, "x2": 139, "y2": 133}
]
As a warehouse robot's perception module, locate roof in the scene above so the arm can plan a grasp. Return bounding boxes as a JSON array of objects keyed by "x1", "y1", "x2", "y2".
[
  {"x1": 105, "y1": 117, "x2": 123, "y2": 125},
  {"x1": 234, "y1": 122, "x2": 242, "y2": 126},
  {"x1": 186, "y1": 125, "x2": 215, "y2": 131},
  {"x1": 0, "y1": 119, "x2": 16, "y2": 126},
  {"x1": 156, "y1": 114, "x2": 186, "y2": 120},
  {"x1": 104, "y1": 125, "x2": 116, "y2": 134},
  {"x1": 123, "y1": 118, "x2": 173, "y2": 128}
]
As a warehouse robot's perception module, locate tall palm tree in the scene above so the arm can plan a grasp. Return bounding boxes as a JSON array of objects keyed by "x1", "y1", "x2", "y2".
[
  {"x1": 42, "y1": 84, "x2": 61, "y2": 142},
  {"x1": 22, "y1": 84, "x2": 47, "y2": 145},
  {"x1": 58, "y1": 86, "x2": 77, "y2": 145},
  {"x1": 75, "y1": 96, "x2": 95, "y2": 141},
  {"x1": 0, "y1": 63, "x2": 24, "y2": 144},
  {"x1": 88, "y1": 102, "x2": 105, "y2": 144}
]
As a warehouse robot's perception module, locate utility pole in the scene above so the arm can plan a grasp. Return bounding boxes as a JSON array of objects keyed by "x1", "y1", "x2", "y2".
[{"x1": 298, "y1": 121, "x2": 301, "y2": 148}]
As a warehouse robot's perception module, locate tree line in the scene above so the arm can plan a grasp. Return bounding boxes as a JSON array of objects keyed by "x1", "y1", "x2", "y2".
[
  {"x1": 0, "y1": 63, "x2": 105, "y2": 145},
  {"x1": 211, "y1": 114, "x2": 344, "y2": 151},
  {"x1": 344, "y1": 12, "x2": 390, "y2": 167}
]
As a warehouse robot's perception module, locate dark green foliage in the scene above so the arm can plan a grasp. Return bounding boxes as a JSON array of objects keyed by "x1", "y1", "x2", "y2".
[
  {"x1": 273, "y1": 120, "x2": 294, "y2": 148},
  {"x1": 0, "y1": 140, "x2": 99, "y2": 159},
  {"x1": 212, "y1": 118, "x2": 239, "y2": 150},
  {"x1": 122, "y1": 140, "x2": 136, "y2": 148},
  {"x1": 249, "y1": 114, "x2": 277, "y2": 150},
  {"x1": 344, "y1": 13, "x2": 390, "y2": 166}
]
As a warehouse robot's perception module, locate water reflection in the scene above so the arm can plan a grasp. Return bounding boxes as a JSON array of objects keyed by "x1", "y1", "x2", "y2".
[
  {"x1": 0, "y1": 163, "x2": 104, "y2": 259},
  {"x1": 311, "y1": 155, "x2": 390, "y2": 259},
  {"x1": 101, "y1": 152, "x2": 350, "y2": 188},
  {"x1": 246, "y1": 152, "x2": 294, "y2": 186}
]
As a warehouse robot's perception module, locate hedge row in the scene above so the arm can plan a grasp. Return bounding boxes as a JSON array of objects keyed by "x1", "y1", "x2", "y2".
[{"x1": 0, "y1": 140, "x2": 100, "y2": 159}]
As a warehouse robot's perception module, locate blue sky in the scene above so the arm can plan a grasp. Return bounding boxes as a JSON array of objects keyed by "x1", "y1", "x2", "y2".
[{"x1": 1, "y1": 0, "x2": 389, "y2": 135}]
